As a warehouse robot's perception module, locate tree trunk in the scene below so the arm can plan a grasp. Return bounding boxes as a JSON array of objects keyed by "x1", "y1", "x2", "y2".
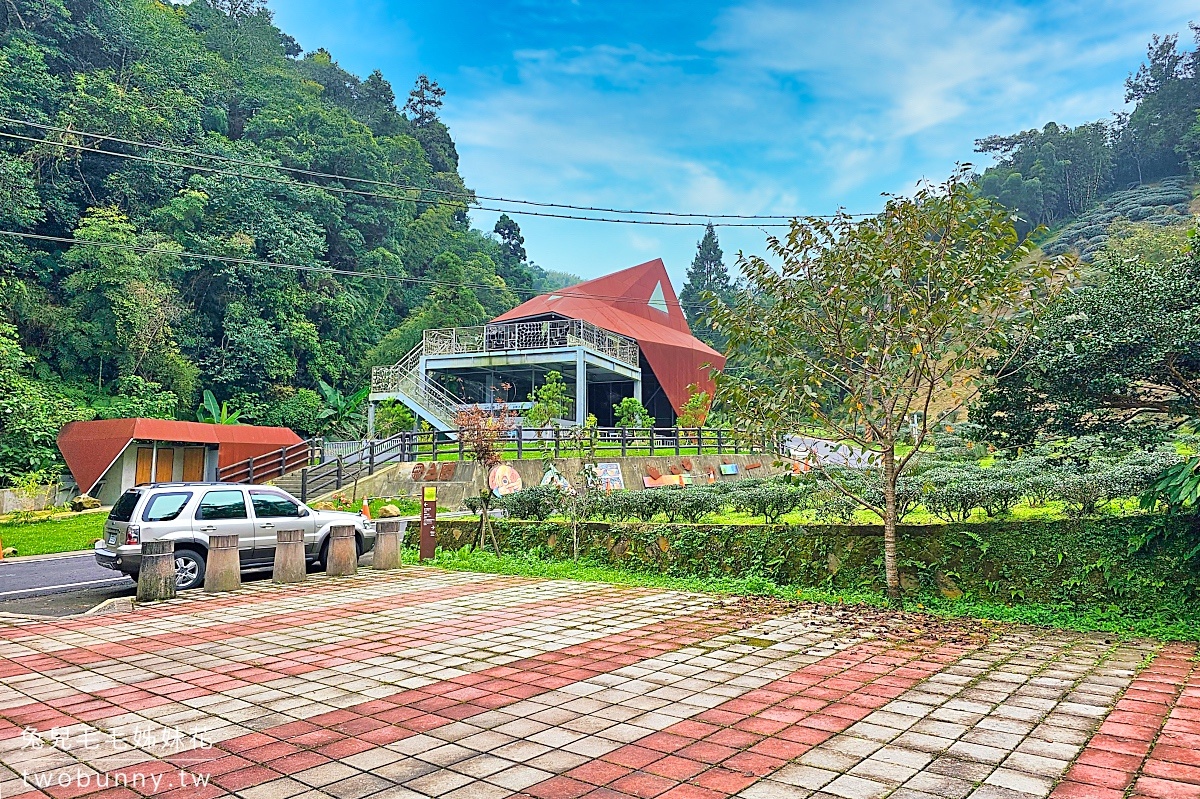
[
  {"x1": 478, "y1": 489, "x2": 491, "y2": 551},
  {"x1": 882, "y1": 445, "x2": 901, "y2": 603}
]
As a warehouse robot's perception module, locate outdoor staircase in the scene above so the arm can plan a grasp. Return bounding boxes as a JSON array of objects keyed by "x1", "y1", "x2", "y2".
[
  {"x1": 268, "y1": 469, "x2": 307, "y2": 496},
  {"x1": 369, "y1": 344, "x2": 463, "y2": 432}
]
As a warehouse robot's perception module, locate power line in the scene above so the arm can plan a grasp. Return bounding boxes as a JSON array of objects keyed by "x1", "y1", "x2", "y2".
[
  {"x1": 0, "y1": 117, "x2": 874, "y2": 223},
  {"x1": 0, "y1": 229, "x2": 727, "y2": 312},
  {"x1": 1, "y1": 128, "x2": 789, "y2": 228}
]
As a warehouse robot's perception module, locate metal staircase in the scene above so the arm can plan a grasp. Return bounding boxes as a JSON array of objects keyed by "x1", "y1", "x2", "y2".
[{"x1": 370, "y1": 345, "x2": 463, "y2": 431}]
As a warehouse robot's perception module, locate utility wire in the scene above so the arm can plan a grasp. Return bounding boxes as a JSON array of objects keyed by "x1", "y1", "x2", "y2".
[
  {"x1": 0, "y1": 117, "x2": 874, "y2": 223},
  {"x1": 0, "y1": 128, "x2": 789, "y2": 228},
  {"x1": 0, "y1": 129, "x2": 790, "y2": 228},
  {"x1": 0, "y1": 229, "x2": 728, "y2": 312}
]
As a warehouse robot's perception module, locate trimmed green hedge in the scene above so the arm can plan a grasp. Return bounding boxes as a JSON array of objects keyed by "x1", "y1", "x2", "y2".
[{"x1": 434, "y1": 516, "x2": 1200, "y2": 619}]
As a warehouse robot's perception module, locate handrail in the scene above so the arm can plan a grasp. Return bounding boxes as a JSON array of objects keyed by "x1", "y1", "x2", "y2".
[
  {"x1": 422, "y1": 318, "x2": 640, "y2": 368},
  {"x1": 217, "y1": 439, "x2": 321, "y2": 484},
  {"x1": 297, "y1": 431, "x2": 411, "y2": 501},
  {"x1": 370, "y1": 344, "x2": 462, "y2": 428}
]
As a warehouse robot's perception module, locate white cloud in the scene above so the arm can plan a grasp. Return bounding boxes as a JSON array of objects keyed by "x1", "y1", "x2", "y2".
[{"x1": 444, "y1": 0, "x2": 1196, "y2": 278}]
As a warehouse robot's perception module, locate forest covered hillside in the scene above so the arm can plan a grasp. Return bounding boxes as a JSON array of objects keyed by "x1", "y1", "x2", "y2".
[
  {"x1": 975, "y1": 27, "x2": 1200, "y2": 254},
  {"x1": 0, "y1": 0, "x2": 575, "y2": 483}
]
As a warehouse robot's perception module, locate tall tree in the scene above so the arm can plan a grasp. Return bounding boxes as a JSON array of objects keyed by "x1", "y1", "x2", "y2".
[
  {"x1": 493, "y1": 213, "x2": 527, "y2": 263},
  {"x1": 491, "y1": 213, "x2": 534, "y2": 294},
  {"x1": 975, "y1": 223, "x2": 1198, "y2": 447},
  {"x1": 679, "y1": 223, "x2": 733, "y2": 348},
  {"x1": 404, "y1": 74, "x2": 445, "y2": 128},
  {"x1": 711, "y1": 171, "x2": 1064, "y2": 601}
]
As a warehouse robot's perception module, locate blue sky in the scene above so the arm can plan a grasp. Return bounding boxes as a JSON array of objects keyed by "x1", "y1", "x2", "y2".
[{"x1": 269, "y1": 0, "x2": 1196, "y2": 286}]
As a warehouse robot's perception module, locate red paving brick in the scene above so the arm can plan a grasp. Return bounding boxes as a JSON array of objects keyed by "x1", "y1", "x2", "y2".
[
  {"x1": 0, "y1": 568, "x2": 1194, "y2": 799},
  {"x1": 1052, "y1": 643, "x2": 1198, "y2": 799}
]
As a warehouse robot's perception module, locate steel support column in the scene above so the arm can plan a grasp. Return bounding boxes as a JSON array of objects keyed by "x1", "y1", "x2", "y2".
[{"x1": 575, "y1": 348, "x2": 587, "y2": 425}]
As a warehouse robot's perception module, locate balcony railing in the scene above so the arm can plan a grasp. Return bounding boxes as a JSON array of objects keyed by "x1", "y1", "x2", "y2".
[{"x1": 423, "y1": 319, "x2": 640, "y2": 369}]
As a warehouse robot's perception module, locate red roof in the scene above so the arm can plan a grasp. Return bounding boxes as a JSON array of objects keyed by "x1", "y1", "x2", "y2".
[
  {"x1": 493, "y1": 259, "x2": 725, "y2": 411},
  {"x1": 57, "y1": 418, "x2": 303, "y2": 494}
]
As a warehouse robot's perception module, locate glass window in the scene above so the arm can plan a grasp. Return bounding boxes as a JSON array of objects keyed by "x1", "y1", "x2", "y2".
[
  {"x1": 109, "y1": 490, "x2": 142, "y2": 523},
  {"x1": 196, "y1": 490, "x2": 247, "y2": 520},
  {"x1": 250, "y1": 492, "x2": 301, "y2": 518},
  {"x1": 143, "y1": 492, "x2": 192, "y2": 522}
]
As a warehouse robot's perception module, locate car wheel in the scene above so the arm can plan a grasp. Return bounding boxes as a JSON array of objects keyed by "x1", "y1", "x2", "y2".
[
  {"x1": 174, "y1": 549, "x2": 206, "y2": 591},
  {"x1": 317, "y1": 535, "x2": 363, "y2": 568}
]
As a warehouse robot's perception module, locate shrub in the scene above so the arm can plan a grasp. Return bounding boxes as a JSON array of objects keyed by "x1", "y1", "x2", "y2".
[
  {"x1": 812, "y1": 491, "x2": 860, "y2": 523},
  {"x1": 1051, "y1": 472, "x2": 1116, "y2": 516},
  {"x1": 589, "y1": 490, "x2": 663, "y2": 522},
  {"x1": 613, "y1": 397, "x2": 652, "y2": 429},
  {"x1": 499, "y1": 485, "x2": 566, "y2": 520},
  {"x1": 732, "y1": 483, "x2": 812, "y2": 523},
  {"x1": 658, "y1": 487, "x2": 724, "y2": 523}
]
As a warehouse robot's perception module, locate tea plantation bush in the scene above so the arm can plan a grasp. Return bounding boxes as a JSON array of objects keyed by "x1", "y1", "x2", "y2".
[
  {"x1": 1044, "y1": 177, "x2": 1193, "y2": 261},
  {"x1": 486, "y1": 446, "x2": 1180, "y2": 524}
]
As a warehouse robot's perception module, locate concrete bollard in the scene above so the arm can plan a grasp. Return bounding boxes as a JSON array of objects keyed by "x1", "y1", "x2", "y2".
[
  {"x1": 204, "y1": 534, "x2": 241, "y2": 593},
  {"x1": 373, "y1": 520, "x2": 405, "y2": 570},
  {"x1": 137, "y1": 540, "x2": 176, "y2": 602},
  {"x1": 273, "y1": 529, "x2": 306, "y2": 584},
  {"x1": 325, "y1": 525, "x2": 357, "y2": 577}
]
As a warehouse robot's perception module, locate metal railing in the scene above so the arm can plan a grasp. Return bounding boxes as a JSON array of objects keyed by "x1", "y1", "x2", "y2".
[
  {"x1": 370, "y1": 320, "x2": 640, "y2": 431},
  {"x1": 423, "y1": 319, "x2": 640, "y2": 368},
  {"x1": 292, "y1": 426, "x2": 782, "y2": 502},
  {"x1": 217, "y1": 439, "x2": 322, "y2": 484},
  {"x1": 295, "y1": 433, "x2": 415, "y2": 502},
  {"x1": 370, "y1": 345, "x2": 465, "y2": 429}
]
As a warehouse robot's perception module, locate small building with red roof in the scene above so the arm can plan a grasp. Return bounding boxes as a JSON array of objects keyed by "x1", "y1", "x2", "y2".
[
  {"x1": 368, "y1": 259, "x2": 725, "y2": 430},
  {"x1": 57, "y1": 418, "x2": 304, "y2": 504}
]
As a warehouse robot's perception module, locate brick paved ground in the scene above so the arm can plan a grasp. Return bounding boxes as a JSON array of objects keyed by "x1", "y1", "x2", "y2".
[{"x1": 0, "y1": 567, "x2": 1197, "y2": 799}]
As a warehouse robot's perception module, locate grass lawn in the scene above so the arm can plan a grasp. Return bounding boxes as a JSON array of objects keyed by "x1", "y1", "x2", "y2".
[
  {"x1": 408, "y1": 546, "x2": 1200, "y2": 641},
  {"x1": 0, "y1": 513, "x2": 107, "y2": 557}
]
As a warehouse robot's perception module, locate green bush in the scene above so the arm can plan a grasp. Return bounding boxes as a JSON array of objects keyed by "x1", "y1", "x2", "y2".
[
  {"x1": 809, "y1": 490, "x2": 856, "y2": 522},
  {"x1": 499, "y1": 485, "x2": 566, "y2": 521},
  {"x1": 259, "y1": 388, "x2": 324, "y2": 437},
  {"x1": 658, "y1": 487, "x2": 724, "y2": 523},
  {"x1": 731, "y1": 483, "x2": 812, "y2": 523}
]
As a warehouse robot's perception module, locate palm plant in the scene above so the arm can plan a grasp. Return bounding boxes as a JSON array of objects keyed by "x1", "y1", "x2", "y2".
[
  {"x1": 196, "y1": 390, "x2": 242, "y2": 424},
  {"x1": 317, "y1": 380, "x2": 370, "y2": 439}
]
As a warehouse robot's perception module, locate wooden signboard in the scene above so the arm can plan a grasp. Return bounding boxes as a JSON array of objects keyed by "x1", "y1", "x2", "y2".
[{"x1": 419, "y1": 485, "x2": 437, "y2": 561}]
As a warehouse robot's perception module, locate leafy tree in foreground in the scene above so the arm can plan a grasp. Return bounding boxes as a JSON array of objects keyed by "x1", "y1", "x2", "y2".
[
  {"x1": 613, "y1": 397, "x2": 652, "y2": 429},
  {"x1": 678, "y1": 385, "x2": 711, "y2": 429},
  {"x1": 710, "y1": 170, "x2": 1064, "y2": 600},
  {"x1": 527, "y1": 371, "x2": 572, "y2": 428},
  {"x1": 455, "y1": 403, "x2": 514, "y2": 553}
]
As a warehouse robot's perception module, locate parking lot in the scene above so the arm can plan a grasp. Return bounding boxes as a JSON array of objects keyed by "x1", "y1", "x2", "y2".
[{"x1": 1, "y1": 567, "x2": 1197, "y2": 799}]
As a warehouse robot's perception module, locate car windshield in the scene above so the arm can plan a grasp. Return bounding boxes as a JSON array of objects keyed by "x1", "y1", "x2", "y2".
[{"x1": 108, "y1": 490, "x2": 141, "y2": 522}]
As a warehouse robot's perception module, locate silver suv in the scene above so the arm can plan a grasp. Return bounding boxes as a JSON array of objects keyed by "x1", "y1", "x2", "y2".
[{"x1": 94, "y1": 482, "x2": 376, "y2": 590}]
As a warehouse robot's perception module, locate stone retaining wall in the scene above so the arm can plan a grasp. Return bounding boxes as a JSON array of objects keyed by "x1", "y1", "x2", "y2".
[
  {"x1": 316, "y1": 453, "x2": 787, "y2": 509},
  {"x1": 0, "y1": 485, "x2": 63, "y2": 514},
  {"x1": 423, "y1": 516, "x2": 1200, "y2": 615}
]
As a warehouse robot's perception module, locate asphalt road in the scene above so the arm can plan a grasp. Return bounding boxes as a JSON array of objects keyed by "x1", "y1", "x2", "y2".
[
  {"x1": 0, "y1": 552, "x2": 135, "y2": 615},
  {"x1": 0, "y1": 551, "x2": 131, "y2": 600},
  {"x1": 0, "y1": 549, "x2": 374, "y2": 616}
]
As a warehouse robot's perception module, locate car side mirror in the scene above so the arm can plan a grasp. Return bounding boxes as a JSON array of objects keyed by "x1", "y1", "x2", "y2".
[{"x1": 299, "y1": 507, "x2": 309, "y2": 517}]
